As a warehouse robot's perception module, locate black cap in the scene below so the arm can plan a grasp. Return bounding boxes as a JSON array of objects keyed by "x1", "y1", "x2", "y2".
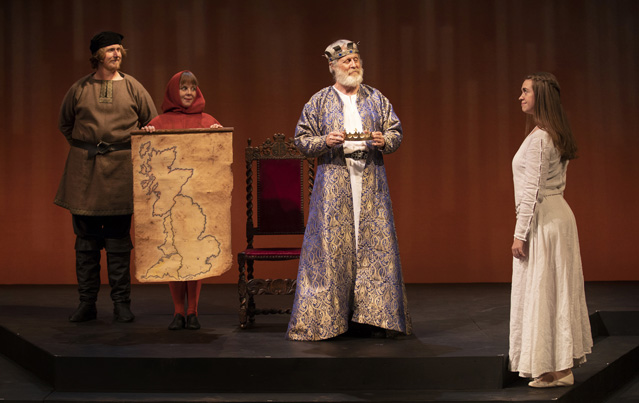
[{"x1": 89, "y1": 31, "x2": 124, "y2": 54}]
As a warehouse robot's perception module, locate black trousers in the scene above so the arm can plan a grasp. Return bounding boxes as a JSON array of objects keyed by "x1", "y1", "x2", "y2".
[
  {"x1": 72, "y1": 214, "x2": 132, "y2": 250},
  {"x1": 71, "y1": 215, "x2": 133, "y2": 303}
]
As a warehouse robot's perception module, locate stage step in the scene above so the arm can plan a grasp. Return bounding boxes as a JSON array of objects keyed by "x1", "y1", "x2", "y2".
[
  {"x1": 1, "y1": 335, "x2": 636, "y2": 402},
  {"x1": 0, "y1": 284, "x2": 637, "y2": 402},
  {"x1": 0, "y1": 325, "x2": 510, "y2": 392}
]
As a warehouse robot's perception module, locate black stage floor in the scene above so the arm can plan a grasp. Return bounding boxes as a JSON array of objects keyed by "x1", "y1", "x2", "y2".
[{"x1": 0, "y1": 282, "x2": 637, "y2": 403}]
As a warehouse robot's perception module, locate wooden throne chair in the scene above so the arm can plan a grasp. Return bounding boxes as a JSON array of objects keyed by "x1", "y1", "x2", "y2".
[{"x1": 237, "y1": 133, "x2": 314, "y2": 328}]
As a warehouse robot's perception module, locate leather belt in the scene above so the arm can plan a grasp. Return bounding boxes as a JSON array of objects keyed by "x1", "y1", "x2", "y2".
[
  {"x1": 344, "y1": 150, "x2": 368, "y2": 160},
  {"x1": 71, "y1": 139, "x2": 131, "y2": 159}
]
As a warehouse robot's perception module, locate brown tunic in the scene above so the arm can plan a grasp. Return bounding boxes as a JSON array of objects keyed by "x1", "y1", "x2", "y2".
[{"x1": 55, "y1": 72, "x2": 157, "y2": 215}]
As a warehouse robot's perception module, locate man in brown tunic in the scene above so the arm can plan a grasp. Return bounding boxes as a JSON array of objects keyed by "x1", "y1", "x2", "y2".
[{"x1": 55, "y1": 31, "x2": 157, "y2": 322}]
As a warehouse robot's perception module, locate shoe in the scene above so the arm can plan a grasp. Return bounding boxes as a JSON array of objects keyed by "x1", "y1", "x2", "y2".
[
  {"x1": 168, "y1": 314, "x2": 186, "y2": 330},
  {"x1": 345, "y1": 321, "x2": 373, "y2": 337},
  {"x1": 370, "y1": 327, "x2": 388, "y2": 339},
  {"x1": 528, "y1": 372, "x2": 574, "y2": 388},
  {"x1": 186, "y1": 314, "x2": 201, "y2": 330},
  {"x1": 113, "y1": 302, "x2": 135, "y2": 323},
  {"x1": 69, "y1": 302, "x2": 97, "y2": 322}
]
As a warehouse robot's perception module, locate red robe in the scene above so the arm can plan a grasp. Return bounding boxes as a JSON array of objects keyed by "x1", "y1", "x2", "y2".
[{"x1": 148, "y1": 70, "x2": 220, "y2": 129}]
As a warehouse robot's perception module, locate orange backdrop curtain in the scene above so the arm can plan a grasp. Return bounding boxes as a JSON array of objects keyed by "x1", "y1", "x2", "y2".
[{"x1": 0, "y1": 0, "x2": 637, "y2": 284}]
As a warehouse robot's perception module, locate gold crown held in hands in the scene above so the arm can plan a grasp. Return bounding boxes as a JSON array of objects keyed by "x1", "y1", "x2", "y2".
[{"x1": 344, "y1": 131, "x2": 372, "y2": 141}]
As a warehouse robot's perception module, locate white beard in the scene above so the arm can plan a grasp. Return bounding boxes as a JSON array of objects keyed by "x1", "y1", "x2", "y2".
[{"x1": 334, "y1": 67, "x2": 364, "y2": 88}]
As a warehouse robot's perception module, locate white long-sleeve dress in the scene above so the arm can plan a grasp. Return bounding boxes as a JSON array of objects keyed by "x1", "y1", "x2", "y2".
[{"x1": 509, "y1": 128, "x2": 593, "y2": 379}]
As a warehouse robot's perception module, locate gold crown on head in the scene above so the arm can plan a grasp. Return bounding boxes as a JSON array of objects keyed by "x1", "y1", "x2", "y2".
[{"x1": 324, "y1": 42, "x2": 359, "y2": 62}]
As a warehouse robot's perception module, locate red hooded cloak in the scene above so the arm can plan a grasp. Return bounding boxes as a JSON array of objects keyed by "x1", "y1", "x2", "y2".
[{"x1": 148, "y1": 70, "x2": 220, "y2": 129}]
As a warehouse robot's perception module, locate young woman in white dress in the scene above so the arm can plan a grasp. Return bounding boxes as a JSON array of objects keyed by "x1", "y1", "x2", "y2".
[{"x1": 509, "y1": 72, "x2": 593, "y2": 388}]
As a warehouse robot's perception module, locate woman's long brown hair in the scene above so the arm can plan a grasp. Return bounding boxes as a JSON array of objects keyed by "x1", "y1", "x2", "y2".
[{"x1": 525, "y1": 72, "x2": 578, "y2": 160}]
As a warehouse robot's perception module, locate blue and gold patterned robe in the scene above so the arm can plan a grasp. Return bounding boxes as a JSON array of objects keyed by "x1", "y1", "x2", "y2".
[{"x1": 286, "y1": 84, "x2": 412, "y2": 341}]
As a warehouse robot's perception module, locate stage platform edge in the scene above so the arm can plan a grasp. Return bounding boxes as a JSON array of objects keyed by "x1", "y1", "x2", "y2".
[{"x1": 0, "y1": 283, "x2": 637, "y2": 402}]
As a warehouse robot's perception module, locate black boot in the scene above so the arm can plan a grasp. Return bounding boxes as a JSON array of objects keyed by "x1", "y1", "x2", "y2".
[
  {"x1": 105, "y1": 237, "x2": 134, "y2": 322},
  {"x1": 114, "y1": 302, "x2": 135, "y2": 323},
  {"x1": 69, "y1": 301, "x2": 97, "y2": 322},
  {"x1": 70, "y1": 238, "x2": 102, "y2": 322}
]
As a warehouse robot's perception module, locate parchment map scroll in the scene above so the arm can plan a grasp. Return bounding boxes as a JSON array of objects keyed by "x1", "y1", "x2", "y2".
[{"x1": 131, "y1": 129, "x2": 233, "y2": 282}]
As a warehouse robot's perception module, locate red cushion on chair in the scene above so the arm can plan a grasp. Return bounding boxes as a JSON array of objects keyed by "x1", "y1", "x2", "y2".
[
  {"x1": 257, "y1": 159, "x2": 304, "y2": 233},
  {"x1": 244, "y1": 247, "x2": 302, "y2": 258}
]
